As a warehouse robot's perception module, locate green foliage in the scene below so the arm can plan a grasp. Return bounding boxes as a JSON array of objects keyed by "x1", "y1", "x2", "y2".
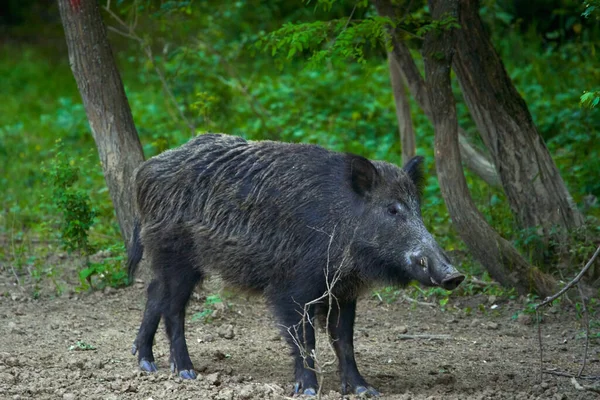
[
  {"x1": 77, "y1": 245, "x2": 129, "y2": 291},
  {"x1": 46, "y1": 140, "x2": 96, "y2": 255},
  {"x1": 580, "y1": 91, "x2": 600, "y2": 108},
  {"x1": 68, "y1": 341, "x2": 97, "y2": 351},
  {"x1": 255, "y1": 16, "x2": 395, "y2": 67},
  {"x1": 191, "y1": 294, "x2": 225, "y2": 323},
  {"x1": 583, "y1": 0, "x2": 600, "y2": 19}
]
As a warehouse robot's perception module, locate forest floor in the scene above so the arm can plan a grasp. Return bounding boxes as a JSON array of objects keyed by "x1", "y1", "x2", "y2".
[{"x1": 0, "y1": 264, "x2": 599, "y2": 400}]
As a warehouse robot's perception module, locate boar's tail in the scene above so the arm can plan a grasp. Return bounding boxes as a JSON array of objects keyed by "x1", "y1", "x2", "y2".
[{"x1": 127, "y1": 219, "x2": 144, "y2": 284}]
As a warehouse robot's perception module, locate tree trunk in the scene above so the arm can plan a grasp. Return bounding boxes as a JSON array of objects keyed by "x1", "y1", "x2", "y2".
[
  {"x1": 422, "y1": 0, "x2": 555, "y2": 297},
  {"x1": 452, "y1": 0, "x2": 584, "y2": 233},
  {"x1": 388, "y1": 52, "x2": 416, "y2": 166},
  {"x1": 58, "y1": 0, "x2": 145, "y2": 249},
  {"x1": 372, "y1": 0, "x2": 500, "y2": 187}
]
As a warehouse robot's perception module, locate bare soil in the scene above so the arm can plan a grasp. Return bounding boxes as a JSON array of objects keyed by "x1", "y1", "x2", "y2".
[{"x1": 0, "y1": 269, "x2": 599, "y2": 400}]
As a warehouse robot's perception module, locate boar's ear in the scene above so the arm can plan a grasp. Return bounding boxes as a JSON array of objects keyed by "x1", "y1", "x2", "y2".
[
  {"x1": 347, "y1": 155, "x2": 379, "y2": 197},
  {"x1": 403, "y1": 156, "x2": 425, "y2": 195}
]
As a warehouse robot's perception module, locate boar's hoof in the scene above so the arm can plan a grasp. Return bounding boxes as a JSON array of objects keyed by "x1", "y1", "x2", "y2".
[
  {"x1": 355, "y1": 386, "x2": 380, "y2": 397},
  {"x1": 178, "y1": 369, "x2": 197, "y2": 380},
  {"x1": 131, "y1": 343, "x2": 138, "y2": 355},
  {"x1": 293, "y1": 382, "x2": 317, "y2": 396},
  {"x1": 139, "y1": 359, "x2": 158, "y2": 373}
]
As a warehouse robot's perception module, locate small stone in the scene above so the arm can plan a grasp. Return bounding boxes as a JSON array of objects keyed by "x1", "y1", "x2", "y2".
[
  {"x1": 204, "y1": 334, "x2": 215, "y2": 343},
  {"x1": 239, "y1": 384, "x2": 255, "y2": 399},
  {"x1": 270, "y1": 334, "x2": 281, "y2": 341},
  {"x1": 205, "y1": 372, "x2": 221, "y2": 386},
  {"x1": 488, "y1": 295, "x2": 497, "y2": 304},
  {"x1": 554, "y1": 394, "x2": 566, "y2": 400},
  {"x1": 0, "y1": 372, "x2": 14, "y2": 383},
  {"x1": 517, "y1": 313, "x2": 532, "y2": 326},
  {"x1": 67, "y1": 359, "x2": 84, "y2": 370},
  {"x1": 487, "y1": 322, "x2": 499, "y2": 330},
  {"x1": 62, "y1": 394, "x2": 76, "y2": 400},
  {"x1": 5, "y1": 357, "x2": 19, "y2": 367},
  {"x1": 122, "y1": 382, "x2": 137, "y2": 393},
  {"x1": 395, "y1": 325, "x2": 408, "y2": 334},
  {"x1": 218, "y1": 324, "x2": 235, "y2": 340},
  {"x1": 103, "y1": 286, "x2": 114, "y2": 296},
  {"x1": 213, "y1": 350, "x2": 226, "y2": 361},
  {"x1": 540, "y1": 382, "x2": 549, "y2": 390},
  {"x1": 195, "y1": 362, "x2": 209, "y2": 373},
  {"x1": 216, "y1": 388, "x2": 233, "y2": 400},
  {"x1": 469, "y1": 318, "x2": 480, "y2": 328}
]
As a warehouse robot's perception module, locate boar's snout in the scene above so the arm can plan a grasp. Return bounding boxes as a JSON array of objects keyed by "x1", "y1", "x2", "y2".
[
  {"x1": 410, "y1": 252, "x2": 465, "y2": 291},
  {"x1": 440, "y1": 272, "x2": 465, "y2": 290}
]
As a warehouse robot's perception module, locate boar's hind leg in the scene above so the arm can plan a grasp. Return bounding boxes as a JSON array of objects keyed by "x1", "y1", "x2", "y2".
[
  {"x1": 132, "y1": 278, "x2": 162, "y2": 372},
  {"x1": 272, "y1": 297, "x2": 319, "y2": 396},
  {"x1": 328, "y1": 300, "x2": 380, "y2": 397},
  {"x1": 162, "y1": 262, "x2": 203, "y2": 380}
]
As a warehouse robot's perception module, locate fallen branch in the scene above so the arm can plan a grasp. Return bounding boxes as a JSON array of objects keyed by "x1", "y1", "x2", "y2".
[
  {"x1": 571, "y1": 377, "x2": 600, "y2": 394},
  {"x1": 401, "y1": 294, "x2": 436, "y2": 307},
  {"x1": 534, "y1": 244, "x2": 600, "y2": 382},
  {"x1": 536, "y1": 244, "x2": 600, "y2": 309},
  {"x1": 577, "y1": 282, "x2": 590, "y2": 378},
  {"x1": 467, "y1": 277, "x2": 500, "y2": 287},
  {"x1": 543, "y1": 369, "x2": 600, "y2": 380},
  {"x1": 397, "y1": 334, "x2": 452, "y2": 340}
]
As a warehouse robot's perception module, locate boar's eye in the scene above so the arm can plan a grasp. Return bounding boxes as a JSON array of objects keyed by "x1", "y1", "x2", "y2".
[{"x1": 387, "y1": 202, "x2": 403, "y2": 216}]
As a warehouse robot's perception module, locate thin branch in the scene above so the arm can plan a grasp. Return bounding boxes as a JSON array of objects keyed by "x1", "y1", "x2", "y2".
[
  {"x1": 401, "y1": 294, "x2": 435, "y2": 307},
  {"x1": 104, "y1": 2, "x2": 196, "y2": 134},
  {"x1": 577, "y1": 282, "x2": 590, "y2": 378},
  {"x1": 536, "y1": 244, "x2": 600, "y2": 309},
  {"x1": 467, "y1": 277, "x2": 501, "y2": 287},
  {"x1": 195, "y1": 39, "x2": 275, "y2": 136},
  {"x1": 397, "y1": 334, "x2": 452, "y2": 340},
  {"x1": 543, "y1": 369, "x2": 600, "y2": 380},
  {"x1": 536, "y1": 309, "x2": 543, "y2": 382}
]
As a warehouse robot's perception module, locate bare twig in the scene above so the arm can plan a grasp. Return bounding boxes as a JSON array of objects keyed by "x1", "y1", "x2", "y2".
[
  {"x1": 543, "y1": 369, "x2": 600, "y2": 380},
  {"x1": 534, "y1": 244, "x2": 600, "y2": 383},
  {"x1": 571, "y1": 377, "x2": 600, "y2": 394},
  {"x1": 535, "y1": 244, "x2": 600, "y2": 309},
  {"x1": 103, "y1": 2, "x2": 196, "y2": 134},
  {"x1": 285, "y1": 226, "x2": 344, "y2": 398},
  {"x1": 576, "y1": 282, "x2": 590, "y2": 378},
  {"x1": 401, "y1": 294, "x2": 435, "y2": 307},
  {"x1": 468, "y1": 277, "x2": 501, "y2": 287},
  {"x1": 536, "y1": 309, "x2": 543, "y2": 382},
  {"x1": 397, "y1": 334, "x2": 452, "y2": 340},
  {"x1": 194, "y1": 39, "x2": 275, "y2": 136}
]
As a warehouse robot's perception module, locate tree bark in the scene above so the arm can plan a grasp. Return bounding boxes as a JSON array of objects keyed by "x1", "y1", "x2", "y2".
[
  {"x1": 452, "y1": 0, "x2": 584, "y2": 233},
  {"x1": 388, "y1": 52, "x2": 416, "y2": 166},
  {"x1": 373, "y1": 0, "x2": 500, "y2": 187},
  {"x1": 422, "y1": 0, "x2": 555, "y2": 297},
  {"x1": 58, "y1": 0, "x2": 145, "y2": 248}
]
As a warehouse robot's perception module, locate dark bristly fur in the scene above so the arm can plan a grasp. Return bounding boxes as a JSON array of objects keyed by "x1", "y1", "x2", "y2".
[{"x1": 129, "y1": 133, "x2": 463, "y2": 396}]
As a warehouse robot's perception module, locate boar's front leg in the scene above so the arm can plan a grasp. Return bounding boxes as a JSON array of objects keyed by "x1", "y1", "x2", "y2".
[
  {"x1": 272, "y1": 296, "x2": 319, "y2": 396},
  {"x1": 329, "y1": 300, "x2": 380, "y2": 397}
]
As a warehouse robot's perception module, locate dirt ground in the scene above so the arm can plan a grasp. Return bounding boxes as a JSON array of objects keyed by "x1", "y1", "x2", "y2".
[{"x1": 1, "y1": 268, "x2": 599, "y2": 400}]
